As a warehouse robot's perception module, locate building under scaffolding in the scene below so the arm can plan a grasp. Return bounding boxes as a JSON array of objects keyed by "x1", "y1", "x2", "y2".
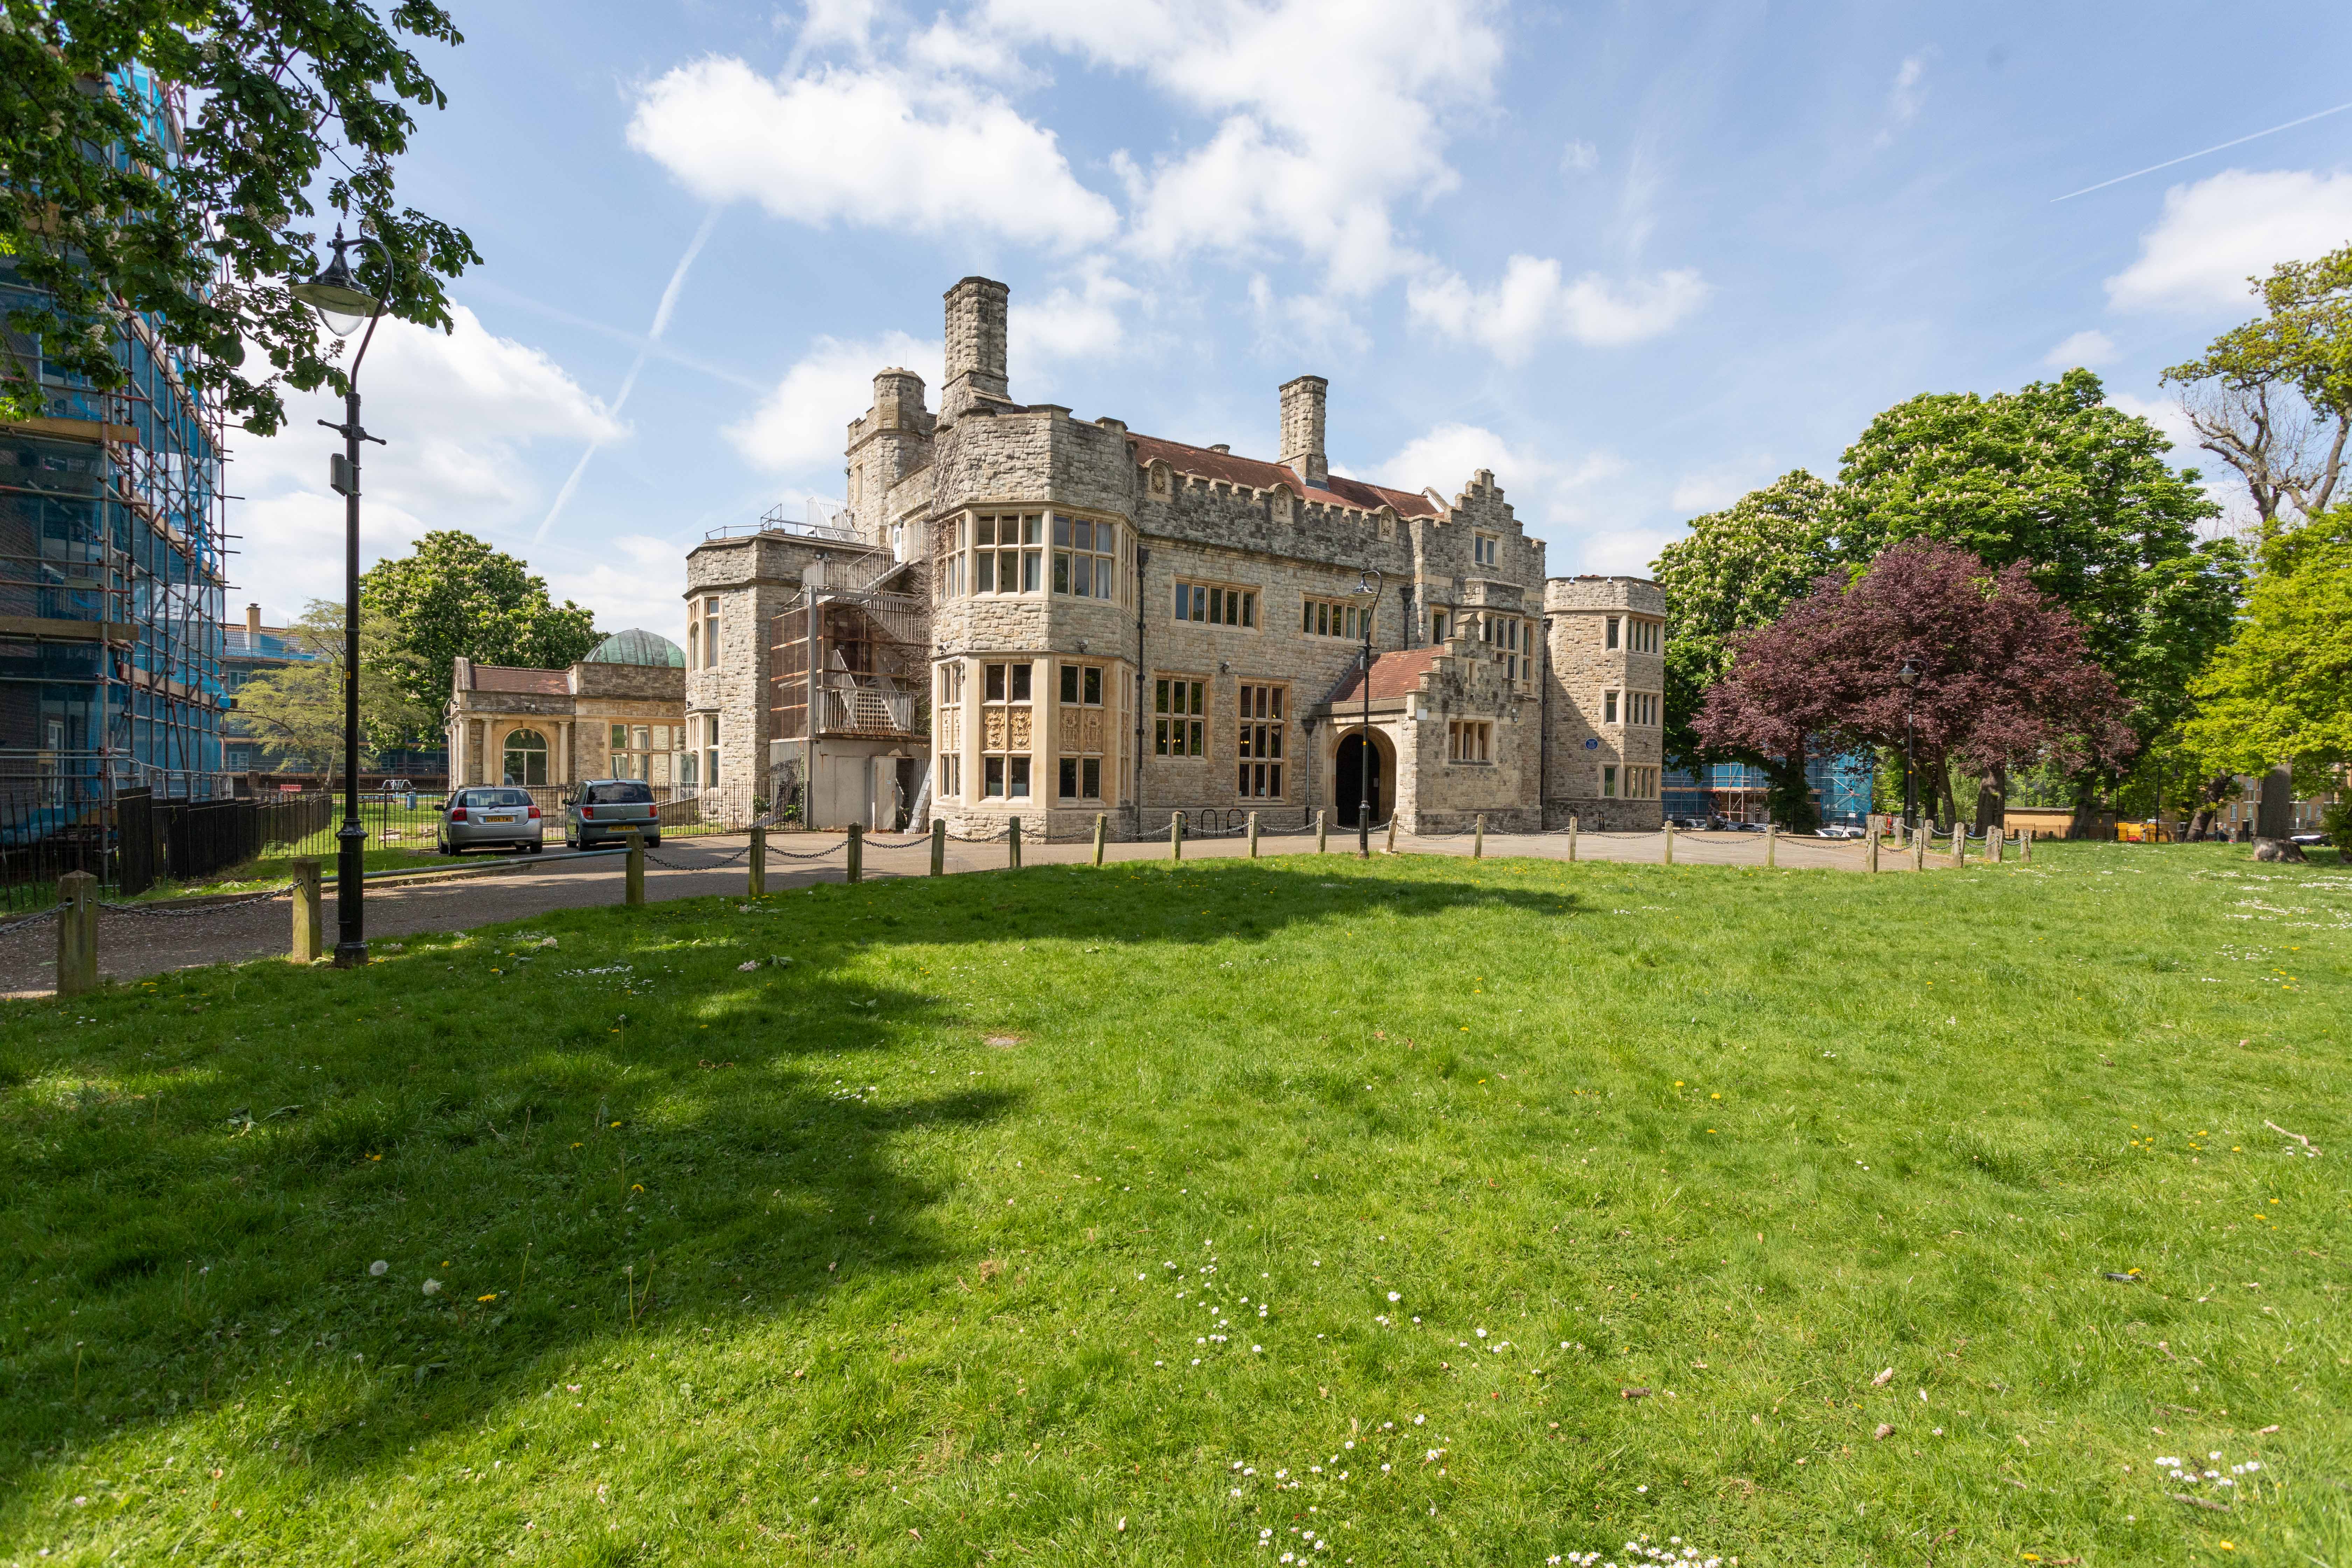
[
  {"x1": 1662, "y1": 753, "x2": 1875, "y2": 826},
  {"x1": 0, "y1": 62, "x2": 229, "y2": 809},
  {"x1": 769, "y1": 582, "x2": 928, "y2": 829}
]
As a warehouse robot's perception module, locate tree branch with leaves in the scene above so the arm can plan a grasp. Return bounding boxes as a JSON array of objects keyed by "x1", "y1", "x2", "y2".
[
  {"x1": 2164, "y1": 244, "x2": 2352, "y2": 532},
  {"x1": 1, "y1": 0, "x2": 481, "y2": 430}
]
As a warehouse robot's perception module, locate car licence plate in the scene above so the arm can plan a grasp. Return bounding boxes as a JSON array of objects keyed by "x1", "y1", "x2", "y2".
[{"x1": 485, "y1": 813, "x2": 516, "y2": 823}]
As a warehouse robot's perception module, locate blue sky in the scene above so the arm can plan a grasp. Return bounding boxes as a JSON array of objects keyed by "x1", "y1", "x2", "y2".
[{"x1": 234, "y1": 0, "x2": 2352, "y2": 647}]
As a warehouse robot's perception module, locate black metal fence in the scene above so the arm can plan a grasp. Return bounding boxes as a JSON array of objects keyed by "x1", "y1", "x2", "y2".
[{"x1": 0, "y1": 781, "x2": 348, "y2": 908}]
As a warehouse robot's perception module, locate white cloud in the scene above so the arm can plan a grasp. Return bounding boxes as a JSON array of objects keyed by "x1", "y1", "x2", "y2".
[
  {"x1": 1365, "y1": 421, "x2": 1624, "y2": 524},
  {"x1": 544, "y1": 535, "x2": 696, "y2": 645},
  {"x1": 1562, "y1": 139, "x2": 1599, "y2": 174},
  {"x1": 1888, "y1": 55, "x2": 1926, "y2": 124},
  {"x1": 2043, "y1": 328, "x2": 2118, "y2": 369},
  {"x1": 1246, "y1": 274, "x2": 1371, "y2": 359},
  {"x1": 232, "y1": 307, "x2": 623, "y2": 619},
  {"x1": 2105, "y1": 168, "x2": 2352, "y2": 313},
  {"x1": 1580, "y1": 524, "x2": 1684, "y2": 576},
  {"x1": 1010, "y1": 265, "x2": 1141, "y2": 362},
  {"x1": 2107, "y1": 390, "x2": 2201, "y2": 458},
  {"x1": 981, "y1": 0, "x2": 1504, "y2": 292},
  {"x1": 1406, "y1": 255, "x2": 1710, "y2": 362},
  {"x1": 798, "y1": 0, "x2": 881, "y2": 54},
  {"x1": 626, "y1": 56, "x2": 1118, "y2": 248},
  {"x1": 1669, "y1": 464, "x2": 1776, "y2": 514},
  {"x1": 725, "y1": 330, "x2": 943, "y2": 475}
]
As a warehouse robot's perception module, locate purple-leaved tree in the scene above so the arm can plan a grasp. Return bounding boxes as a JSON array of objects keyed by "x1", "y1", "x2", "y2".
[{"x1": 1694, "y1": 540, "x2": 2138, "y2": 830}]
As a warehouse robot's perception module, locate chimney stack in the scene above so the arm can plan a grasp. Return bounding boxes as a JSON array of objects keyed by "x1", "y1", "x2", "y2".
[
  {"x1": 245, "y1": 603, "x2": 262, "y2": 642},
  {"x1": 1279, "y1": 375, "x2": 1328, "y2": 488},
  {"x1": 941, "y1": 276, "x2": 1010, "y2": 419}
]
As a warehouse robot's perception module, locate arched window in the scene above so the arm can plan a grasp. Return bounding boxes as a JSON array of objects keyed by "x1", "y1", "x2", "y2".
[{"x1": 502, "y1": 728, "x2": 549, "y2": 786}]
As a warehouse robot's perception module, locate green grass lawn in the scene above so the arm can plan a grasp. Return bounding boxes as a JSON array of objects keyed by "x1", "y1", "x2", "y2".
[{"x1": 1, "y1": 844, "x2": 2345, "y2": 1566}]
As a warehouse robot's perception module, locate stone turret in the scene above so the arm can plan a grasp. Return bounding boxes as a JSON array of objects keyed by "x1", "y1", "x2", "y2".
[
  {"x1": 941, "y1": 276, "x2": 1010, "y2": 419},
  {"x1": 1279, "y1": 374, "x2": 1329, "y2": 487}
]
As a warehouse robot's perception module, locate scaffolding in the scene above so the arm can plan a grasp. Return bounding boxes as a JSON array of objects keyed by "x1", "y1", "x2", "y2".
[
  {"x1": 770, "y1": 588, "x2": 928, "y2": 743},
  {"x1": 0, "y1": 62, "x2": 230, "y2": 808}
]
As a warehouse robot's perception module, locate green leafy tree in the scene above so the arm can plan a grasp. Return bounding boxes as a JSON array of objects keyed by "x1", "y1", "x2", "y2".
[
  {"x1": 362, "y1": 530, "x2": 599, "y2": 712},
  {"x1": 2182, "y1": 509, "x2": 2352, "y2": 780},
  {"x1": 1652, "y1": 470, "x2": 1842, "y2": 828},
  {"x1": 1832, "y1": 369, "x2": 2244, "y2": 826},
  {"x1": 233, "y1": 601, "x2": 432, "y2": 776},
  {"x1": 1, "y1": 1, "x2": 481, "y2": 430},
  {"x1": 2164, "y1": 243, "x2": 2352, "y2": 531}
]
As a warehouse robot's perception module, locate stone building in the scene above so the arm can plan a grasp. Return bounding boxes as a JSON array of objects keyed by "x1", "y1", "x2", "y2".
[
  {"x1": 444, "y1": 629, "x2": 687, "y2": 788},
  {"x1": 687, "y1": 276, "x2": 1665, "y2": 837}
]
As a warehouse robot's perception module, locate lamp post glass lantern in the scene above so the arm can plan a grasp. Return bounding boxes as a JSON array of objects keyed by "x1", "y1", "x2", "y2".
[
  {"x1": 1354, "y1": 568, "x2": 1383, "y2": 857},
  {"x1": 289, "y1": 225, "x2": 388, "y2": 967}
]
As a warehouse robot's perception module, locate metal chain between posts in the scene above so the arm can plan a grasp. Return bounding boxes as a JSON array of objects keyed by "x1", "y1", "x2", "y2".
[
  {"x1": 0, "y1": 906, "x2": 61, "y2": 938},
  {"x1": 98, "y1": 884, "x2": 295, "y2": 918},
  {"x1": 862, "y1": 834, "x2": 936, "y2": 850},
  {"x1": 946, "y1": 828, "x2": 1011, "y2": 844}
]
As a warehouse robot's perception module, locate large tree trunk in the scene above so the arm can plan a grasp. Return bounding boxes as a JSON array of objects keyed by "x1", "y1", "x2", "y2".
[
  {"x1": 2256, "y1": 765, "x2": 2294, "y2": 839},
  {"x1": 1762, "y1": 742, "x2": 1819, "y2": 834},
  {"x1": 1974, "y1": 763, "x2": 2007, "y2": 836},
  {"x1": 2067, "y1": 775, "x2": 2102, "y2": 840},
  {"x1": 1934, "y1": 757, "x2": 1959, "y2": 833}
]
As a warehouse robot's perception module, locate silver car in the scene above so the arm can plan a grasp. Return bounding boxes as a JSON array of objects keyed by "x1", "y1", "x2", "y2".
[
  {"x1": 438, "y1": 786, "x2": 545, "y2": 854},
  {"x1": 566, "y1": 778, "x2": 660, "y2": 850}
]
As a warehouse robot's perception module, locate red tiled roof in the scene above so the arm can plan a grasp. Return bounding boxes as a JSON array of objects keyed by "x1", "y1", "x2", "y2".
[
  {"x1": 469, "y1": 665, "x2": 570, "y2": 695},
  {"x1": 1128, "y1": 433, "x2": 1443, "y2": 519},
  {"x1": 1326, "y1": 646, "x2": 1442, "y2": 706}
]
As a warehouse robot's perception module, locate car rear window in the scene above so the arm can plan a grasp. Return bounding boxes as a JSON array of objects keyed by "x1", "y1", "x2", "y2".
[
  {"x1": 460, "y1": 789, "x2": 532, "y2": 808},
  {"x1": 585, "y1": 781, "x2": 653, "y2": 804}
]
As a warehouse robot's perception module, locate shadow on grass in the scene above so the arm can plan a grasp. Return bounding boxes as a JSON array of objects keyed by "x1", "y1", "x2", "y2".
[{"x1": 0, "y1": 857, "x2": 1580, "y2": 1495}]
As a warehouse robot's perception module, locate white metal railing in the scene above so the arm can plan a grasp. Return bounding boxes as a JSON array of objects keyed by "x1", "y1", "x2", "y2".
[{"x1": 818, "y1": 685, "x2": 916, "y2": 736}]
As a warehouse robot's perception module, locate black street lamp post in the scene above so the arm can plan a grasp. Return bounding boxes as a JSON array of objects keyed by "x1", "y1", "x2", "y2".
[
  {"x1": 1353, "y1": 568, "x2": 1383, "y2": 858},
  {"x1": 289, "y1": 226, "x2": 389, "y2": 968},
  {"x1": 1897, "y1": 657, "x2": 1920, "y2": 832}
]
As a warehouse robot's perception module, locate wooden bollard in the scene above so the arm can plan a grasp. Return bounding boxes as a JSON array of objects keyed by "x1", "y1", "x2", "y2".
[
  {"x1": 289, "y1": 857, "x2": 322, "y2": 962},
  {"x1": 1473, "y1": 814, "x2": 1485, "y2": 859},
  {"x1": 1865, "y1": 826, "x2": 1880, "y2": 873},
  {"x1": 1950, "y1": 823, "x2": 1965, "y2": 868},
  {"x1": 1247, "y1": 811, "x2": 1261, "y2": 858},
  {"x1": 55, "y1": 870, "x2": 98, "y2": 996},
  {"x1": 1567, "y1": 814, "x2": 1578, "y2": 862},
  {"x1": 1386, "y1": 813, "x2": 1398, "y2": 854},
  {"x1": 1765, "y1": 822, "x2": 1777, "y2": 869},
  {"x1": 1316, "y1": 810, "x2": 1327, "y2": 854},
  {"x1": 747, "y1": 825, "x2": 767, "y2": 897},
  {"x1": 1911, "y1": 826, "x2": 1927, "y2": 872},
  {"x1": 624, "y1": 830, "x2": 645, "y2": 906},
  {"x1": 1169, "y1": 812, "x2": 1184, "y2": 862},
  {"x1": 1092, "y1": 813, "x2": 1107, "y2": 868},
  {"x1": 2019, "y1": 828, "x2": 2031, "y2": 863},
  {"x1": 846, "y1": 821, "x2": 864, "y2": 884},
  {"x1": 1989, "y1": 825, "x2": 2004, "y2": 864},
  {"x1": 1008, "y1": 816, "x2": 1022, "y2": 869},
  {"x1": 932, "y1": 818, "x2": 947, "y2": 876},
  {"x1": 1662, "y1": 819, "x2": 1675, "y2": 866}
]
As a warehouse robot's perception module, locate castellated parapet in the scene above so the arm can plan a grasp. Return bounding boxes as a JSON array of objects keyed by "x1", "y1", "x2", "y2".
[{"x1": 688, "y1": 276, "x2": 1665, "y2": 836}]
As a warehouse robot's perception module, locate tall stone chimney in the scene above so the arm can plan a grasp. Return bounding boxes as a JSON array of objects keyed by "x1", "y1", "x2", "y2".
[
  {"x1": 245, "y1": 603, "x2": 262, "y2": 642},
  {"x1": 1279, "y1": 374, "x2": 1328, "y2": 487},
  {"x1": 941, "y1": 276, "x2": 1010, "y2": 419}
]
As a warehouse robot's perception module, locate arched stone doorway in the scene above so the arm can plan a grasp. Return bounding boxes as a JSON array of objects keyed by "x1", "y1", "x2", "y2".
[{"x1": 1332, "y1": 728, "x2": 1395, "y2": 828}]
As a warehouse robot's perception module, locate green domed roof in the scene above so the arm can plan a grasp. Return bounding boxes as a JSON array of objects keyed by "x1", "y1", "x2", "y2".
[{"x1": 583, "y1": 629, "x2": 685, "y2": 667}]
